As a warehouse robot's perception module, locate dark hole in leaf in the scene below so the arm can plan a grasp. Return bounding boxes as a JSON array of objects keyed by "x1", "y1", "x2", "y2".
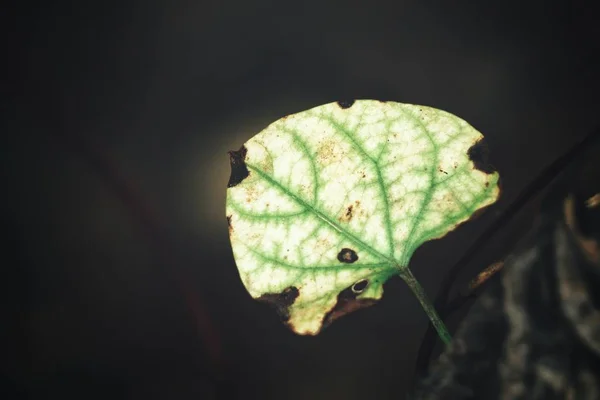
[
  {"x1": 337, "y1": 100, "x2": 355, "y2": 109},
  {"x1": 227, "y1": 145, "x2": 250, "y2": 188},
  {"x1": 467, "y1": 139, "x2": 496, "y2": 174},
  {"x1": 352, "y1": 279, "x2": 368, "y2": 293},
  {"x1": 257, "y1": 286, "x2": 299, "y2": 322},
  {"x1": 337, "y1": 248, "x2": 358, "y2": 263},
  {"x1": 322, "y1": 283, "x2": 376, "y2": 328}
]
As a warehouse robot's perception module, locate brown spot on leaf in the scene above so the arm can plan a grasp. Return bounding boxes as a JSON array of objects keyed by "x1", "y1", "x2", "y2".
[
  {"x1": 257, "y1": 286, "x2": 300, "y2": 322},
  {"x1": 467, "y1": 138, "x2": 496, "y2": 174},
  {"x1": 322, "y1": 282, "x2": 376, "y2": 328},
  {"x1": 226, "y1": 215, "x2": 233, "y2": 234},
  {"x1": 438, "y1": 167, "x2": 448, "y2": 175},
  {"x1": 227, "y1": 145, "x2": 250, "y2": 188},
  {"x1": 337, "y1": 100, "x2": 355, "y2": 109},
  {"x1": 339, "y1": 200, "x2": 362, "y2": 223},
  {"x1": 337, "y1": 248, "x2": 358, "y2": 263},
  {"x1": 245, "y1": 184, "x2": 259, "y2": 203},
  {"x1": 346, "y1": 205, "x2": 353, "y2": 218},
  {"x1": 317, "y1": 138, "x2": 341, "y2": 163}
]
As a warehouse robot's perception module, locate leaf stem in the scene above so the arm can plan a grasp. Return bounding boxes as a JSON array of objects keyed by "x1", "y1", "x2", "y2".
[{"x1": 399, "y1": 267, "x2": 451, "y2": 345}]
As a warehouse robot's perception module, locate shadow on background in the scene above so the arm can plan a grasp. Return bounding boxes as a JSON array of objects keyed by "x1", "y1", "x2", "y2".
[{"x1": 3, "y1": 0, "x2": 600, "y2": 399}]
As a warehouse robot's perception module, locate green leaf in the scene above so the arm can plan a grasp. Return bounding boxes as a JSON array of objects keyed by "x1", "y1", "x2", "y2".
[{"x1": 226, "y1": 100, "x2": 500, "y2": 335}]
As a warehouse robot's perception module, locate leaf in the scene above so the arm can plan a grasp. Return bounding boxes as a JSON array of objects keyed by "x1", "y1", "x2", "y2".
[{"x1": 226, "y1": 100, "x2": 500, "y2": 335}]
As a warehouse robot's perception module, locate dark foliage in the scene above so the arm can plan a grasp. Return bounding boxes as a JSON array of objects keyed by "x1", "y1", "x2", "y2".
[{"x1": 414, "y1": 132, "x2": 600, "y2": 399}]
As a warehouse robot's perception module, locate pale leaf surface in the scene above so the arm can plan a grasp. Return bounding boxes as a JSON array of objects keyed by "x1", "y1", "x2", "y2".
[{"x1": 226, "y1": 100, "x2": 500, "y2": 335}]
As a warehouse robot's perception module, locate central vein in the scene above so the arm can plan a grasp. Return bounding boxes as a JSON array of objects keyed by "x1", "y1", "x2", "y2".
[{"x1": 247, "y1": 164, "x2": 398, "y2": 266}]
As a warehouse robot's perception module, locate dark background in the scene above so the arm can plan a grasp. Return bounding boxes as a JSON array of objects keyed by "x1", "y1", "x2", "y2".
[{"x1": 4, "y1": 1, "x2": 599, "y2": 399}]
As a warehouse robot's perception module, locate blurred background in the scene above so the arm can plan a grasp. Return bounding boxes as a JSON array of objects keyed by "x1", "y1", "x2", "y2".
[{"x1": 3, "y1": 0, "x2": 599, "y2": 398}]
